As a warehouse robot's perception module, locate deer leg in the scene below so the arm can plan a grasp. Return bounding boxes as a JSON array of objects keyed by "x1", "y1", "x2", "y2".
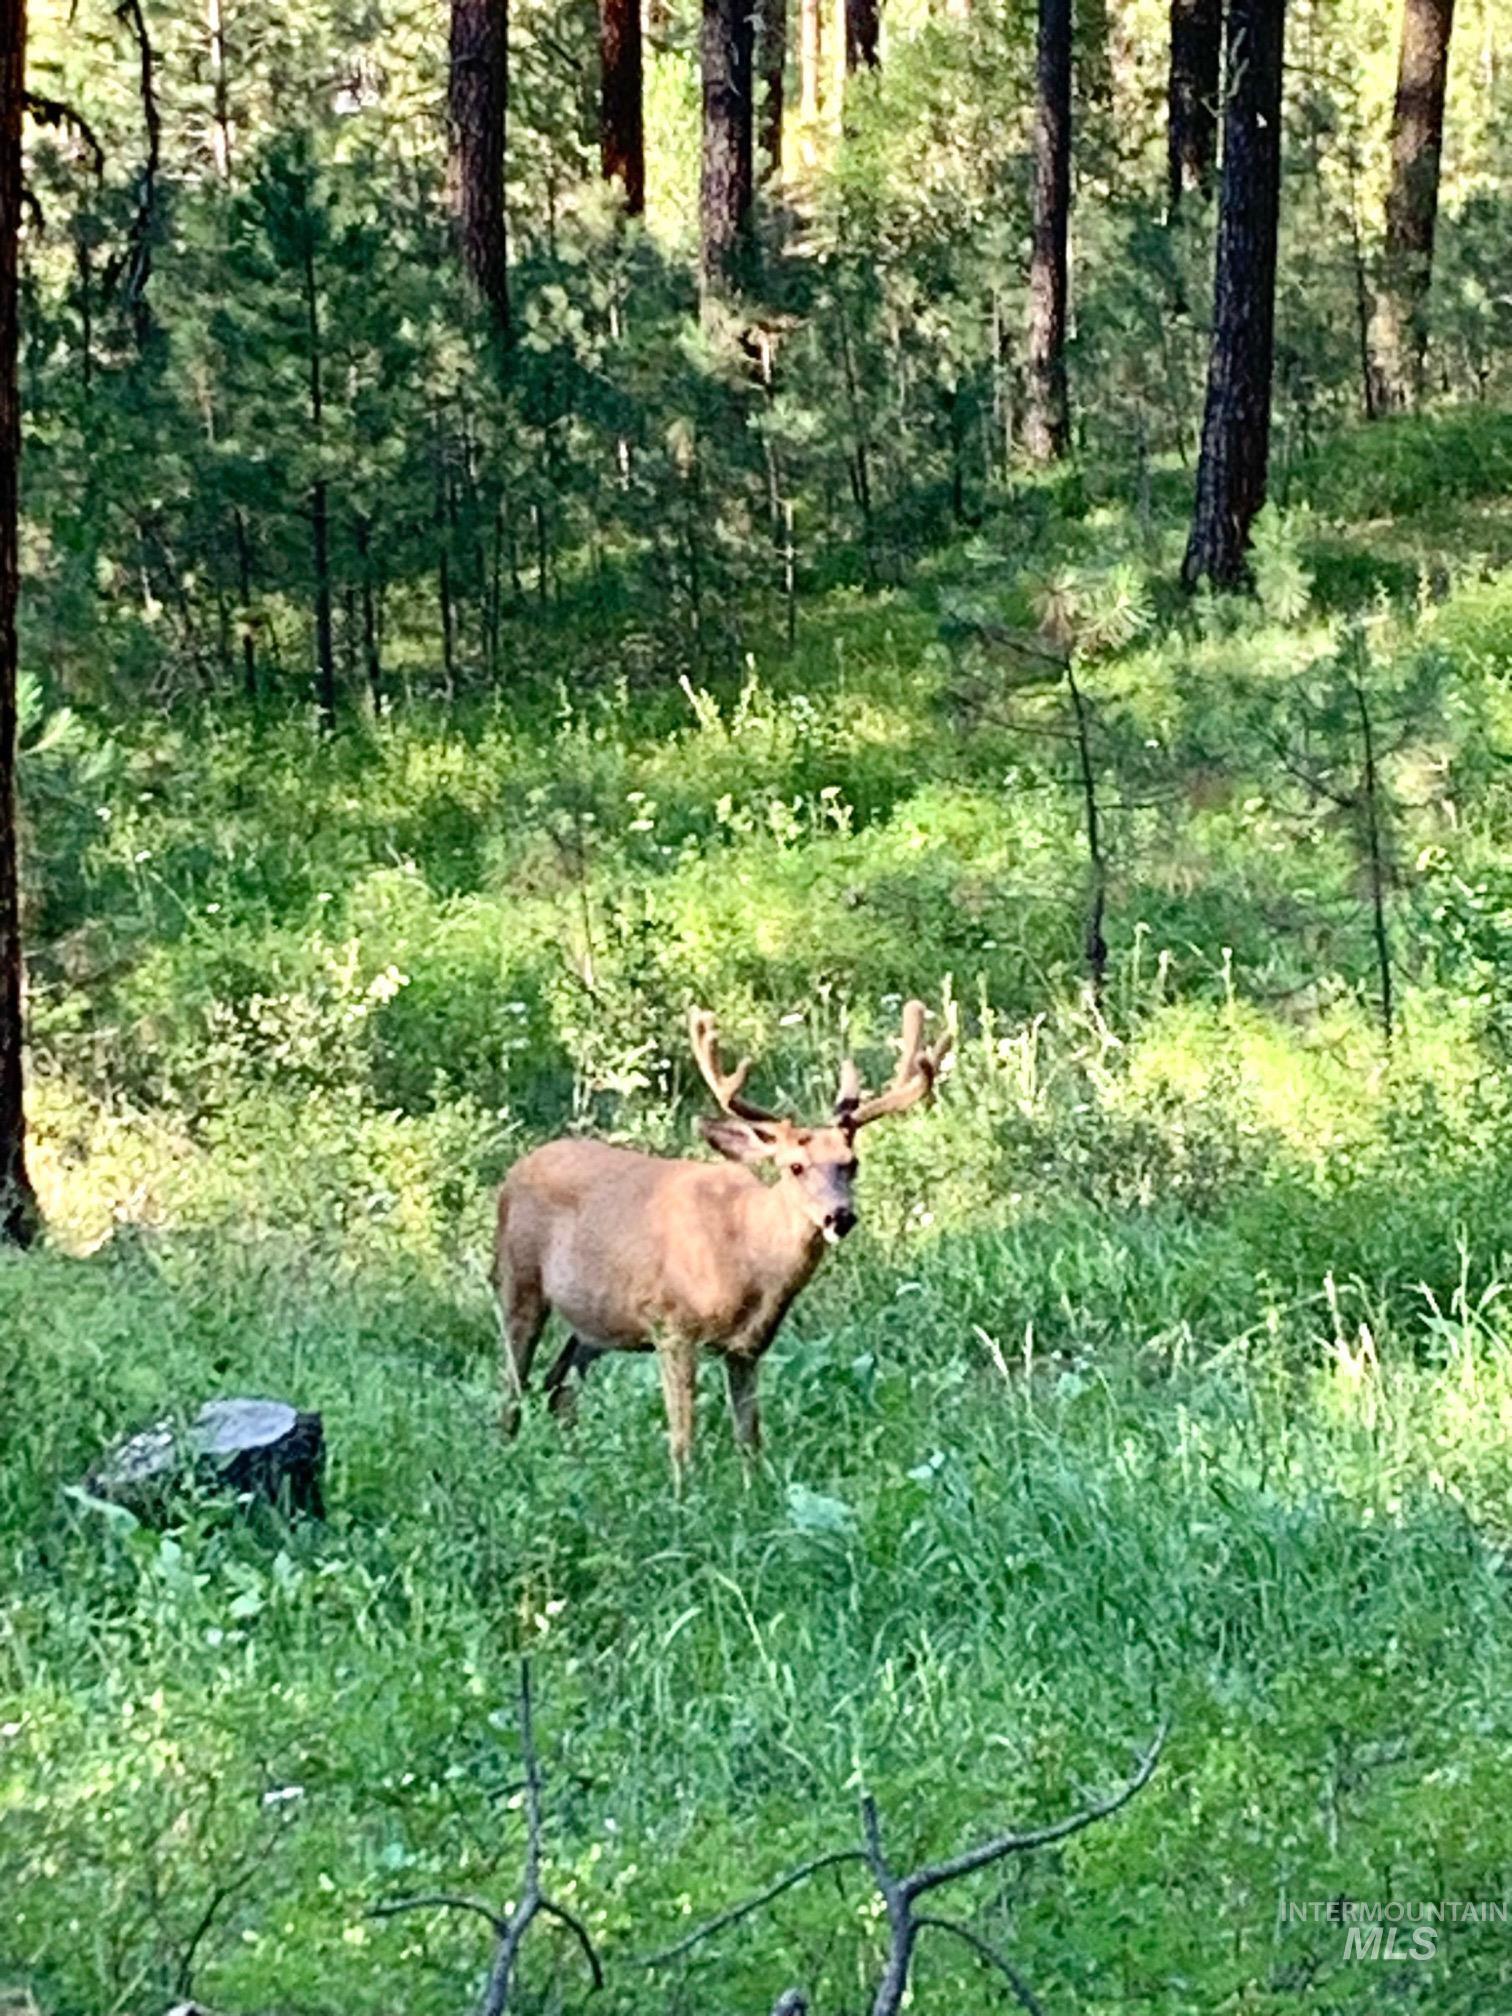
[
  {"x1": 724, "y1": 1354, "x2": 763, "y2": 1458},
  {"x1": 657, "y1": 1343, "x2": 699, "y2": 1482},
  {"x1": 545, "y1": 1336, "x2": 604, "y2": 1421},
  {"x1": 500, "y1": 1278, "x2": 547, "y2": 1437}
]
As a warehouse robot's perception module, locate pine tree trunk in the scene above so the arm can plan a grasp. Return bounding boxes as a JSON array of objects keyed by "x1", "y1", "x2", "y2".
[
  {"x1": 700, "y1": 0, "x2": 754, "y2": 299},
  {"x1": 1167, "y1": 0, "x2": 1220, "y2": 214},
  {"x1": 846, "y1": 0, "x2": 879, "y2": 71},
  {"x1": 758, "y1": 0, "x2": 786, "y2": 180},
  {"x1": 1182, "y1": 0, "x2": 1286, "y2": 591},
  {"x1": 0, "y1": 0, "x2": 38, "y2": 1246},
  {"x1": 1368, "y1": 0, "x2": 1455, "y2": 412},
  {"x1": 600, "y1": 0, "x2": 644, "y2": 213},
  {"x1": 448, "y1": 0, "x2": 510, "y2": 341},
  {"x1": 1024, "y1": 0, "x2": 1072, "y2": 464}
]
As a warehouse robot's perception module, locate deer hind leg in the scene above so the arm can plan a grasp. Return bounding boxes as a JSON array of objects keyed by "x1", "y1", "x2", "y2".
[
  {"x1": 724, "y1": 1354, "x2": 762, "y2": 1458},
  {"x1": 543, "y1": 1336, "x2": 604, "y2": 1421},
  {"x1": 657, "y1": 1342, "x2": 699, "y2": 1483},
  {"x1": 499, "y1": 1275, "x2": 548, "y2": 1437}
]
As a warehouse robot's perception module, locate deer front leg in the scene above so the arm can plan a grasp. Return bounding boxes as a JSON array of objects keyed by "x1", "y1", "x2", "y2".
[
  {"x1": 657, "y1": 1341, "x2": 699, "y2": 1482},
  {"x1": 724, "y1": 1354, "x2": 762, "y2": 1458}
]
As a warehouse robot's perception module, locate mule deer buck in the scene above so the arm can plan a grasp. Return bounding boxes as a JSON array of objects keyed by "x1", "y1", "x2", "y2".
[{"x1": 493, "y1": 999, "x2": 951, "y2": 1473}]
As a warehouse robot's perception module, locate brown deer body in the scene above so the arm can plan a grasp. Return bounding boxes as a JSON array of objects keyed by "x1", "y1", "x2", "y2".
[{"x1": 494, "y1": 1001, "x2": 950, "y2": 1472}]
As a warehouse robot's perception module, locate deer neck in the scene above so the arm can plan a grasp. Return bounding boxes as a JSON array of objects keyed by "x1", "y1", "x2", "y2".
[{"x1": 742, "y1": 1176, "x2": 826, "y2": 1290}]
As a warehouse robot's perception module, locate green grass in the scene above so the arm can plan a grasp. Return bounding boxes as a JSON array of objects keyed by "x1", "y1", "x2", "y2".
[{"x1": 8, "y1": 413, "x2": 1512, "y2": 2014}]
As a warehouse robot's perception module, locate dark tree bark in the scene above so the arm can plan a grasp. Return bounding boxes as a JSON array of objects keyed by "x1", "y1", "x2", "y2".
[
  {"x1": 0, "y1": 0, "x2": 37, "y2": 1245},
  {"x1": 757, "y1": 0, "x2": 785, "y2": 180},
  {"x1": 1181, "y1": 0, "x2": 1287, "y2": 592},
  {"x1": 354, "y1": 515, "x2": 382, "y2": 714},
  {"x1": 113, "y1": 0, "x2": 160, "y2": 347},
  {"x1": 1167, "y1": 0, "x2": 1220, "y2": 214},
  {"x1": 700, "y1": 0, "x2": 754, "y2": 299},
  {"x1": 846, "y1": 0, "x2": 879, "y2": 71},
  {"x1": 1024, "y1": 0, "x2": 1072, "y2": 463},
  {"x1": 599, "y1": 0, "x2": 644, "y2": 213},
  {"x1": 448, "y1": 0, "x2": 510, "y2": 341},
  {"x1": 1368, "y1": 0, "x2": 1455, "y2": 411}
]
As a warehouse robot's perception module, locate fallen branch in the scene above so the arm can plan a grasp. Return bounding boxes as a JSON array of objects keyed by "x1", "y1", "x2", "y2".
[
  {"x1": 643, "y1": 1721, "x2": 1166, "y2": 2016},
  {"x1": 371, "y1": 1664, "x2": 604, "y2": 2016}
]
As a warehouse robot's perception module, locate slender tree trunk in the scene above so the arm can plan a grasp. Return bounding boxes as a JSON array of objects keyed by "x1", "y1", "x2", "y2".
[
  {"x1": 0, "y1": 0, "x2": 38, "y2": 1245},
  {"x1": 757, "y1": 0, "x2": 786, "y2": 180},
  {"x1": 701, "y1": 0, "x2": 754, "y2": 299},
  {"x1": 206, "y1": 0, "x2": 232, "y2": 180},
  {"x1": 1167, "y1": 0, "x2": 1220, "y2": 215},
  {"x1": 600, "y1": 0, "x2": 644, "y2": 213},
  {"x1": 846, "y1": 0, "x2": 879, "y2": 71},
  {"x1": 233, "y1": 507, "x2": 257, "y2": 700},
  {"x1": 116, "y1": 0, "x2": 160, "y2": 347},
  {"x1": 1024, "y1": 0, "x2": 1072, "y2": 463},
  {"x1": 800, "y1": 0, "x2": 821, "y2": 120},
  {"x1": 448, "y1": 0, "x2": 510, "y2": 341},
  {"x1": 1181, "y1": 0, "x2": 1286, "y2": 592},
  {"x1": 1368, "y1": 0, "x2": 1455, "y2": 412},
  {"x1": 354, "y1": 515, "x2": 382, "y2": 713},
  {"x1": 301, "y1": 238, "x2": 337, "y2": 729}
]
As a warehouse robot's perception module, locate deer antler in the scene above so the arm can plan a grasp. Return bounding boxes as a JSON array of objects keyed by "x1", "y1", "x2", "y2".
[
  {"x1": 841, "y1": 1000, "x2": 952, "y2": 1129},
  {"x1": 688, "y1": 1007, "x2": 782, "y2": 1125}
]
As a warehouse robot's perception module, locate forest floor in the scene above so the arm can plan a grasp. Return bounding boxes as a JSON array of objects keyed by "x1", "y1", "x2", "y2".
[{"x1": 7, "y1": 413, "x2": 1512, "y2": 2014}]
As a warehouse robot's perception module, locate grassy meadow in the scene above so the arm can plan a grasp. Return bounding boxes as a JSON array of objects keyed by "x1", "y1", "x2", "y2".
[{"x1": 7, "y1": 419, "x2": 1512, "y2": 2013}]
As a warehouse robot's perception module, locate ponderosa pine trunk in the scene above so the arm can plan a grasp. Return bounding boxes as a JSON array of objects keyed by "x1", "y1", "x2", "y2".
[
  {"x1": 700, "y1": 0, "x2": 754, "y2": 299},
  {"x1": 1182, "y1": 0, "x2": 1286, "y2": 591},
  {"x1": 1024, "y1": 0, "x2": 1071, "y2": 463},
  {"x1": 600, "y1": 0, "x2": 644, "y2": 213},
  {"x1": 846, "y1": 0, "x2": 879, "y2": 70},
  {"x1": 448, "y1": 0, "x2": 510, "y2": 341},
  {"x1": 1368, "y1": 0, "x2": 1455, "y2": 411},
  {"x1": 1167, "y1": 0, "x2": 1220, "y2": 214},
  {"x1": 0, "y1": 0, "x2": 38, "y2": 1245},
  {"x1": 757, "y1": 0, "x2": 785, "y2": 180}
]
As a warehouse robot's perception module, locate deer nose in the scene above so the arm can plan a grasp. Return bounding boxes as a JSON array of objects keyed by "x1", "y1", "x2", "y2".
[{"x1": 827, "y1": 1206, "x2": 857, "y2": 1241}]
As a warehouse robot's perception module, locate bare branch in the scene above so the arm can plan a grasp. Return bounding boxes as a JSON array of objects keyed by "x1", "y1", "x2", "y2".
[
  {"x1": 538, "y1": 1899, "x2": 607, "y2": 1989},
  {"x1": 22, "y1": 92, "x2": 105, "y2": 174},
  {"x1": 373, "y1": 1664, "x2": 603, "y2": 2016},
  {"x1": 915, "y1": 1914, "x2": 1048, "y2": 2016},
  {"x1": 367, "y1": 1894, "x2": 510, "y2": 1937},
  {"x1": 637, "y1": 1849, "x2": 866, "y2": 1966},
  {"x1": 901, "y1": 1721, "x2": 1167, "y2": 1899}
]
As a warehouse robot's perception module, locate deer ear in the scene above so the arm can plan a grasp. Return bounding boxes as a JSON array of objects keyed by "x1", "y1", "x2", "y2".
[{"x1": 697, "y1": 1116, "x2": 778, "y2": 1163}]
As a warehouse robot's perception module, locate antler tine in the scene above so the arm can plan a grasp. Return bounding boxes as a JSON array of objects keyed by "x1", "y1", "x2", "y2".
[
  {"x1": 834, "y1": 1056, "x2": 863, "y2": 1121},
  {"x1": 688, "y1": 1006, "x2": 781, "y2": 1125},
  {"x1": 846, "y1": 999, "x2": 953, "y2": 1129}
]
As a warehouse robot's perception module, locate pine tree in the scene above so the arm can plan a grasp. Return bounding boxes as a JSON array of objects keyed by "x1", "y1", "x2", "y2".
[
  {"x1": 700, "y1": 0, "x2": 754, "y2": 299},
  {"x1": 600, "y1": 0, "x2": 644, "y2": 214},
  {"x1": 1167, "y1": 0, "x2": 1220, "y2": 214},
  {"x1": 448, "y1": 0, "x2": 510, "y2": 340},
  {"x1": 1368, "y1": 0, "x2": 1456, "y2": 410},
  {"x1": 1025, "y1": 0, "x2": 1072, "y2": 462},
  {"x1": 1182, "y1": 0, "x2": 1287, "y2": 591}
]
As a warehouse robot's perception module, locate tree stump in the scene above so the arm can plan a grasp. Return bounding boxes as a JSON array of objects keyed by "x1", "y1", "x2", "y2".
[{"x1": 85, "y1": 1398, "x2": 325, "y2": 1519}]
